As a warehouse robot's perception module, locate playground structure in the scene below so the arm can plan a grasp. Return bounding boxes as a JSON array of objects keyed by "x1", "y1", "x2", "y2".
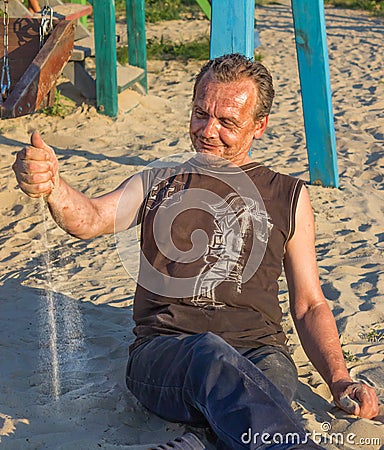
[
  {"x1": 85, "y1": 0, "x2": 340, "y2": 187},
  {"x1": 0, "y1": 0, "x2": 338, "y2": 187},
  {"x1": 0, "y1": 0, "x2": 147, "y2": 119},
  {"x1": 92, "y1": 0, "x2": 147, "y2": 117},
  {"x1": 208, "y1": 0, "x2": 338, "y2": 188},
  {"x1": 0, "y1": 1, "x2": 78, "y2": 118}
]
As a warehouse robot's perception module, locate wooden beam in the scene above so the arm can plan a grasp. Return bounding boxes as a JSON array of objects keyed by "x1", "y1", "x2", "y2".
[
  {"x1": 32, "y1": 3, "x2": 92, "y2": 21},
  {"x1": 291, "y1": 0, "x2": 339, "y2": 187},
  {"x1": 210, "y1": 0, "x2": 254, "y2": 59},
  {"x1": 117, "y1": 64, "x2": 145, "y2": 93},
  {"x1": 70, "y1": 0, "x2": 89, "y2": 28},
  {"x1": 1, "y1": 20, "x2": 75, "y2": 118},
  {"x1": 62, "y1": 60, "x2": 96, "y2": 99},
  {"x1": 93, "y1": 0, "x2": 118, "y2": 117},
  {"x1": 6, "y1": 0, "x2": 31, "y2": 18}
]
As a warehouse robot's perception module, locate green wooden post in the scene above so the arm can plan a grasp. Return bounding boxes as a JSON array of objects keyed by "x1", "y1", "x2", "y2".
[
  {"x1": 196, "y1": 0, "x2": 211, "y2": 20},
  {"x1": 291, "y1": 0, "x2": 339, "y2": 187},
  {"x1": 126, "y1": 0, "x2": 148, "y2": 93},
  {"x1": 210, "y1": 0, "x2": 254, "y2": 59},
  {"x1": 93, "y1": 0, "x2": 118, "y2": 117}
]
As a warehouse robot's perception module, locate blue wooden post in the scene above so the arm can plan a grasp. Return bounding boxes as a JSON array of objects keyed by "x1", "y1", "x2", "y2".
[
  {"x1": 291, "y1": 0, "x2": 339, "y2": 187},
  {"x1": 93, "y1": 0, "x2": 118, "y2": 117},
  {"x1": 210, "y1": 0, "x2": 254, "y2": 59}
]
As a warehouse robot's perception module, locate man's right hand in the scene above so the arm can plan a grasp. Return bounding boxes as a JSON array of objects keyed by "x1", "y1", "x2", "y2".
[
  {"x1": 12, "y1": 132, "x2": 59, "y2": 199},
  {"x1": 12, "y1": 131, "x2": 144, "y2": 238}
]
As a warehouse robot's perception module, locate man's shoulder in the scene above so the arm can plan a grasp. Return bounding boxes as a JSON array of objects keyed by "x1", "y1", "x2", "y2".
[{"x1": 243, "y1": 162, "x2": 305, "y2": 188}]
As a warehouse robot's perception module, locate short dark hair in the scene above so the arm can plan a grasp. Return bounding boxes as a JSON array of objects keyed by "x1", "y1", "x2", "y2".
[{"x1": 193, "y1": 53, "x2": 275, "y2": 122}]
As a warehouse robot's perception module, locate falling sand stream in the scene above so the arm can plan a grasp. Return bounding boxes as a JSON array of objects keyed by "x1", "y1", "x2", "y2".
[
  {"x1": 39, "y1": 196, "x2": 61, "y2": 399},
  {"x1": 38, "y1": 197, "x2": 85, "y2": 401}
]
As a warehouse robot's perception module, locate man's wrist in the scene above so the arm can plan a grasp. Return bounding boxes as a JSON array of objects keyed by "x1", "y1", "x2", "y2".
[
  {"x1": 46, "y1": 173, "x2": 63, "y2": 203},
  {"x1": 330, "y1": 374, "x2": 353, "y2": 384},
  {"x1": 329, "y1": 376, "x2": 353, "y2": 395}
]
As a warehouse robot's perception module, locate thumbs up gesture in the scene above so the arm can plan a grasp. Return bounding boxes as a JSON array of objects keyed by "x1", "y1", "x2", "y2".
[{"x1": 12, "y1": 132, "x2": 59, "y2": 199}]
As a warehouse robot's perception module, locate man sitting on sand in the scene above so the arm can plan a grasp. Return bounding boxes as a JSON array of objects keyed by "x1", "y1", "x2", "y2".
[{"x1": 13, "y1": 53, "x2": 378, "y2": 449}]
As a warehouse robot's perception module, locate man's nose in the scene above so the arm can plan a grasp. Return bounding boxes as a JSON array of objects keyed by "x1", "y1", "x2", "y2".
[{"x1": 201, "y1": 117, "x2": 218, "y2": 138}]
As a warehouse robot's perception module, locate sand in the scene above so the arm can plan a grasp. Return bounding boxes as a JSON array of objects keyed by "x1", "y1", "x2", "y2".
[{"x1": 0, "y1": 3, "x2": 383, "y2": 449}]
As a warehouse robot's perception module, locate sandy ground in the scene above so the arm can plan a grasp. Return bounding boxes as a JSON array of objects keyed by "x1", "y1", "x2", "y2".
[{"x1": 0, "y1": 3, "x2": 383, "y2": 449}]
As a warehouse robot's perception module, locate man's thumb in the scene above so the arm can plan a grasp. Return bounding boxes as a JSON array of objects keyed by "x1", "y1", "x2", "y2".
[{"x1": 30, "y1": 131, "x2": 50, "y2": 150}]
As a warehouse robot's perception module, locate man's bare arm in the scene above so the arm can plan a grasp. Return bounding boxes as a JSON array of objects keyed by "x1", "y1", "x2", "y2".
[
  {"x1": 12, "y1": 132, "x2": 144, "y2": 239},
  {"x1": 284, "y1": 186, "x2": 378, "y2": 419}
]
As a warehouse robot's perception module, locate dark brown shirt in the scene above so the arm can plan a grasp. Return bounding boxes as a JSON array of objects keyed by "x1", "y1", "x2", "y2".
[{"x1": 131, "y1": 159, "x2": 305, "y2": 350}]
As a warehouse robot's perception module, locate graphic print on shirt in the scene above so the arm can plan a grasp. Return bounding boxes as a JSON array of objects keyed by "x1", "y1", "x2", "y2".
[
  {"x1": 147, "y1": 176, "x2": 185, "y2": 210},
  {"x1": 192, "y1": 192, "x2": 273, "y2": 309},
  {"x1": 144, "y1": 173, "x2": 272, "y2": 304}
]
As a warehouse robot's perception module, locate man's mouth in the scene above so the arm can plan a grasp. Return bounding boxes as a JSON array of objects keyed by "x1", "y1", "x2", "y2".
[{"x1": 197, "y1": 139, "x2": 221, "y2": 150}]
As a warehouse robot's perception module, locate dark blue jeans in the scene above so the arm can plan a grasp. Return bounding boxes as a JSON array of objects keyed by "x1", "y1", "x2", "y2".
[
  {"x1": 235, "y1": 346, "x2": 298, "y2": 404},
  {"x1": 126, "y1": 332, "x2": 323, "y2": 449}
]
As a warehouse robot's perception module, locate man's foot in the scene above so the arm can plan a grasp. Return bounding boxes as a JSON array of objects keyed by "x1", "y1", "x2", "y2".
[{"x1": 150, "y1": 432, "x2": 205, "y2": 450}]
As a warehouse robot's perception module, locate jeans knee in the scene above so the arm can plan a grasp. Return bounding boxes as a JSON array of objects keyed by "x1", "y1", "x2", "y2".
[
  {"x1": 194, "y1": 331, "x2": 226, "y2": 348},
  {"x1": 188, "y1": 332, "x2": 239, "y2": 366},
  {"x1": 183, "y1": 333, "x2": 245, "y2": 395}
]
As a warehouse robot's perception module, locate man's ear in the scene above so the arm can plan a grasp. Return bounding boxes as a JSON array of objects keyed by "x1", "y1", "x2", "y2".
[{"x1": 253, "y1": 116, "x2": 269, "y2": 139}]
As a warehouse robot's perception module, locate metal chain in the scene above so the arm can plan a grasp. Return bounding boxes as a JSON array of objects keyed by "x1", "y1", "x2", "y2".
[
  {"x1": 1, "y1": 0, "x2": 11, "y2": 102},
  {"x1": 39, "y1": 3, "x2": 53, "y2": 48}
]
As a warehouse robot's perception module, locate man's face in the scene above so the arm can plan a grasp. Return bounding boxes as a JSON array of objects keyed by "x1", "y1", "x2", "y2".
[{"x1": 189, "y1": 74, "x2": 268, "y2": 166}]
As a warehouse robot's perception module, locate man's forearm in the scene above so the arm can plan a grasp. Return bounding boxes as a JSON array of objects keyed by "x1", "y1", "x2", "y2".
[
  {"x1": 294, "y1": 302, "x2": 351, "y2": 387},
  {"x1": 46, "y1": 177, "x2": 105, "y2": 239},
  {"x1": 294, "y1": 301, "x2": 379, "y2": 418}
]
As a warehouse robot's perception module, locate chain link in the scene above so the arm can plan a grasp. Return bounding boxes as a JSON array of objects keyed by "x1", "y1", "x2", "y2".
[
  {"x1": 1, "y1": 0, "x2": 54, "y2": 105},
  {"x1": 1, "y1": 0, "x2": 11, "y2": 102},
  {"x1": 39, "y1": 4, "x2": 53, "y2": 48}
]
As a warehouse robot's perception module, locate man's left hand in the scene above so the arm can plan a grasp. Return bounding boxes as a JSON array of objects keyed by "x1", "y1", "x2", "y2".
[{"x1": 331, "y1": 379, "x2": 379, "y2": 419}]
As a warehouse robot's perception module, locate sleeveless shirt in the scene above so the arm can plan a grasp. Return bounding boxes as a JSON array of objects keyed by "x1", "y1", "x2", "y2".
[{"x1": 131, "y1": 159, "x2": 305, "y2": 351}]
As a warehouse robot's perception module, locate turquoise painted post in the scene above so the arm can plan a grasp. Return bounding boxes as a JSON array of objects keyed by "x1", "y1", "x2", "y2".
[
  {"x1": 210, "y1": 0, "x2": 255, "y2": 59},
  {"x1": 93, "y1": 0, "x2": 118, "y2": 117},
  {"x1": 291, "y1": 0, "x2": 339, "y2": 187},
  {"x1": 126, "y1": 0, "x2": 148, "y2": 93}
]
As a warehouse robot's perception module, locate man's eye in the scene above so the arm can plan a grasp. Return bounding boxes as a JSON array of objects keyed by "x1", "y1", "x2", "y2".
[
  {"x1": 195, "y1": 110, "x2": 206, "y2": 118},
  {"x1": 221, "y1": 120, "x2": 235, "y2": 128}
]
